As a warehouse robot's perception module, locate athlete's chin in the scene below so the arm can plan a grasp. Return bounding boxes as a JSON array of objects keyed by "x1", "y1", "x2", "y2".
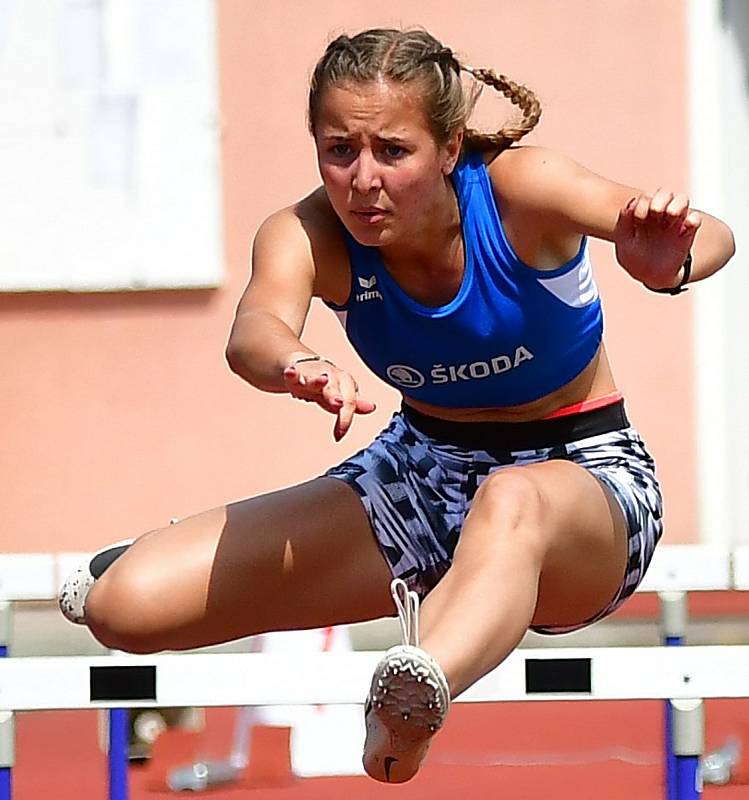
[{"x1": 345, "y1": 219, "x2": 399, "y2": 247}]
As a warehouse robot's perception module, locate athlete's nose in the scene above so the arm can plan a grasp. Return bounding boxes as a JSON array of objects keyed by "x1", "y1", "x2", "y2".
[{"x1": 351, "y1": 149, "x2": 382, "y2": 195}]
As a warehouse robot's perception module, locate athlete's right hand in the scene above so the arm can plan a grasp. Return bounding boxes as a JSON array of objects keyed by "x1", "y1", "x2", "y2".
[{"x1": 282, "y1": 357, "x2": 376, "y2": 441}]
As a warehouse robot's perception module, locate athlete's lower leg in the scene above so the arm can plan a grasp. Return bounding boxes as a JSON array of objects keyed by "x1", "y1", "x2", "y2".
[{"x1": 419, "y1": 533, "x2": 542, "y2": 697}]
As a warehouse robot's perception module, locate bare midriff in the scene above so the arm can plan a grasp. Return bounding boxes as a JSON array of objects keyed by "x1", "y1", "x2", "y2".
[{"x1": 402, "y1": 345, "x2": 619, "y2": 423}]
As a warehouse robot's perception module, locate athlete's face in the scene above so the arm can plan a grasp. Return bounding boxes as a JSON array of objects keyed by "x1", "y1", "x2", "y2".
[{"x1": 314, "y1": 79, "x2": 461, "y2": 246}]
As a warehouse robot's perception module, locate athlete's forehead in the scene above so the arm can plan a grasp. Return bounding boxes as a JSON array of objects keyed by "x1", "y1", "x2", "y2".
[{"x1": 314, "y1": 79, "x2": 432, "y2": 141}]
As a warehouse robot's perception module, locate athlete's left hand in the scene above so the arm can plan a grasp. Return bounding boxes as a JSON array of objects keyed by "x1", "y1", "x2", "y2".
[{"x1": 613, "y1": 189, "x2": 702, "y2": 290}]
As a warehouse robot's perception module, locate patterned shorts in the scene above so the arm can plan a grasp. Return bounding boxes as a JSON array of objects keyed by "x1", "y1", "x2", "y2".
[{"x1": 325, "y1": 401, "x2": 663, "y2": 635}]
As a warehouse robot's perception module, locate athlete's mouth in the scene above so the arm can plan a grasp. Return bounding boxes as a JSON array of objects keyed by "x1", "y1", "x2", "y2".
[{"x1": 351, "y1": 207, "x2": 389, "y2": 224}]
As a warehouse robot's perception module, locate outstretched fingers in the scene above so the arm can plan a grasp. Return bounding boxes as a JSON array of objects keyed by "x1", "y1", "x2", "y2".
[
  {"x1": 628, "y1": 189, "x2": 701, "y2": 236},
  {"x1": 615, "y1": 195, "x2": 637, "y2": 237},
  {"x1": 679, "y1": 208, "x2": 702, "y2": 238},
  {"x1": 333, "y1": 373, "x2": 376, "y2": 441},
  {"x1": 283, "y1": 365, "x2": 330, "y2": 401},
  {"x1": 283, "y1": 360, "x2": 375, "y2": 439},
  {"x1": 614, "y1": 188, "x2": 702, "y2": 290}
]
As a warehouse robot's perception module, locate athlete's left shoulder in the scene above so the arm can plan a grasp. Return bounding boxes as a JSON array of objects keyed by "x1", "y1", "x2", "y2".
[
  {"x1": 487, "y1": 146, "x2": 638, "y2": 242},
  {"x1": 486, "y1": 146, "x2": 586, "y2": 206}
]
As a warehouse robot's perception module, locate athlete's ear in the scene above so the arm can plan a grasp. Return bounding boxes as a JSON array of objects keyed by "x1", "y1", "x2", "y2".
[{"x1": 441, "y1": 130, "x2": 463, "y2": 175}]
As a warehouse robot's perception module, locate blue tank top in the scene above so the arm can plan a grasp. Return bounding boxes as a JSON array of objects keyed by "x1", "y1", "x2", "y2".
[{"x1": 324, "y1": 151, "x2": 603, "y2": 408}]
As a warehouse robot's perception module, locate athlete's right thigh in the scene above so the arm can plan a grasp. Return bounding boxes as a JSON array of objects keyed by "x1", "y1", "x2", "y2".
[{"x1": 85, "y1": 477, "x2": 395, "y2": 653}]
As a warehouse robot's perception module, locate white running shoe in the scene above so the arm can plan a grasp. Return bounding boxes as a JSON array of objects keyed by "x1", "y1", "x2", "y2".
[
  {"x1": 362, "y1": 579, "x2": 450, "y2": 783},
  {"x1": 58, "y1": 539, "x2": 134, "y2": 624}
]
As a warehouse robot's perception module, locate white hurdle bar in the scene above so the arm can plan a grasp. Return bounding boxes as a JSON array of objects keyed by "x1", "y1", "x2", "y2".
[
  {"x1": 0, "y1": 646, "x2": 747, "y2": 709},
  {"x1": 0, "y1": 646, "x2": 725, "y2": 800}
]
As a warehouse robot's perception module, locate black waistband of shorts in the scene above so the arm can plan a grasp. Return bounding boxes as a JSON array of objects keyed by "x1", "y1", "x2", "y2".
[{"x1": 400, "y1": 400, "x2": 629, "y2": 451}]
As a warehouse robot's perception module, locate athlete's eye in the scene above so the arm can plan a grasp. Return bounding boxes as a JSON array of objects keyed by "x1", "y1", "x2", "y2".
[
  {"x1": 384, "y1": 144, "x2": 405, "y2": 158},
  {"x1": 330, "y1": 143, "x2": 353, "y2": 156}
]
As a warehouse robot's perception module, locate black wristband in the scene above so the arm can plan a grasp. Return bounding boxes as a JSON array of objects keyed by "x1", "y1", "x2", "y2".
[
  {"x1": 292, "y1": 356, "x2": 322, "y2": 364},
  {"x1": 645, "y1": 253, "x2": 692, "y2": 295},
  {"x1": 291, "y1": 355, "x2": 336, "y2": 367}
]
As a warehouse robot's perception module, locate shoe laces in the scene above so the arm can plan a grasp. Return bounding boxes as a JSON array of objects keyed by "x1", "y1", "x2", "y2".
[{"x1": 391, "y1": 578, "x2": 420, "y2": 647}]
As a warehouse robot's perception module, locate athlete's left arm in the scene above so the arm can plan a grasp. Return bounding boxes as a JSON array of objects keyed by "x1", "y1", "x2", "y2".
[{"x1": 490, "y1": 146, "x2": 735, "y2": 291}]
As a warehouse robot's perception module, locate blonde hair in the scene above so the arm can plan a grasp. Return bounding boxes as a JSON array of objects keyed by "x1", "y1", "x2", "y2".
[{"x1": 308, "y1": 28, "x2": 541, "y2": 154}]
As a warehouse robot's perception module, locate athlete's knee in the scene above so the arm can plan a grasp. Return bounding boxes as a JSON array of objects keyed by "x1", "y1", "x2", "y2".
[
  {"x1": 469, "y1": 468, "x2": 549, "y2": 553},
  {"x1": 473, "y1": 468, "x2": 545, "y2": 523},
  {"x1": 85, "y1": 571, "x2": 166, "y2": 654}
]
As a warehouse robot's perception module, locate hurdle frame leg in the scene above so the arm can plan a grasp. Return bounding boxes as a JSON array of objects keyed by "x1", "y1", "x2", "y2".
[
  {"x1": 0, "y1": 712, "x2": 13, "y2": 800},
  {"x1": 671, "y1": 699, "x2": 704, "y2": 800},
  {"x1": 108, "y1": 709, "x2": 129, "y2": 800},
  {"x1": 660, "y1": 590, "x2": 688, "y2": 800},
  {"x1": 0, "y1": 602, "x2": 12, "y2": 800}
]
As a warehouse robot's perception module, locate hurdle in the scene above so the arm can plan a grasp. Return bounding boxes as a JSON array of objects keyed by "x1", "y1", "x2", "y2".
[
  {"x1": 0, "y1": 545, "x2": 744, "y2": 800},
  {"x1": 0, "y1": 645, "x2": 734, "y2": 800}
]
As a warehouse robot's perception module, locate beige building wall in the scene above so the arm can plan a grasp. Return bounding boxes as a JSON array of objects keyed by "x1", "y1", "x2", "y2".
[{"x1": 0, "y1": 0, "x2": 696, "y2": 553}]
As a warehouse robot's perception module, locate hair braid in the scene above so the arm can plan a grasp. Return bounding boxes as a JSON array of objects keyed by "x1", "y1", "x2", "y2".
[
  {"x1": 419, "y1": 47, "x2": 461, "y2": 75},
  {"x1": 462, "y1": 67, "x2": 542, "y2": 153}
]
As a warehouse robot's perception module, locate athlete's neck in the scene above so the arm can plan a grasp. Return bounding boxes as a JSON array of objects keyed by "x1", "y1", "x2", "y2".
[{"x1": 380, "y1": 177, "x2": 461, "y2": 275}]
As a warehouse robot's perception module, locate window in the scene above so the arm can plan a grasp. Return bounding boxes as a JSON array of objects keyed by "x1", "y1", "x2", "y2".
[{"x1": 0, "y1": 0, "x2": 222, "y2": 291}]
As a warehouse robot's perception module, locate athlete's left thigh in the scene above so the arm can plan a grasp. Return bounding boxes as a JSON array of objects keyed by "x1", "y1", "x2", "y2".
[{"x1": 522, "y1": 459, "x2": 629, "y2": 627}]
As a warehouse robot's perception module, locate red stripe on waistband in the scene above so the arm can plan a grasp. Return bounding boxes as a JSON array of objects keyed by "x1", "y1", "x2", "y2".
[{"x1": 543, "y1": 390, "x2": 624, "y2": 420}]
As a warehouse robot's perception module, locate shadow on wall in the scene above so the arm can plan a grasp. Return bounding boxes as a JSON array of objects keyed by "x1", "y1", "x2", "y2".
[{"x1": 0, "y1": 288, "x2": 220, "y2": 319}]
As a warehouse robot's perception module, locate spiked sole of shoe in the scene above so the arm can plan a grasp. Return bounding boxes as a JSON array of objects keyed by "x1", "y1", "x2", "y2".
[{"x1": 363, "y1": 646, "x2": 449, "y2": 783}]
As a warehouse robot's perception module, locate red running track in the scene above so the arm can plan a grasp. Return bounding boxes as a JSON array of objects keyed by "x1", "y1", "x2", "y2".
[{"x1": 14, "y1": 699, "x2": 749, "y2": 799}]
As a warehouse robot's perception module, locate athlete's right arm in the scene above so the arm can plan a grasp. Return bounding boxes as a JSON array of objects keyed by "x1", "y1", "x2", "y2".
[
  {"x1": 225, "y1": 205, "x2": 319, "y2": 393},
  {"x1": 226, "y1": 199, "x2": 376, "y2": 439}
]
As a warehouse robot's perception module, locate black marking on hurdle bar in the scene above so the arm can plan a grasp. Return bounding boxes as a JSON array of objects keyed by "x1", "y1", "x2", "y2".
[
  {"x1": 90, "y1": 665, "x2": 157, "y2": 702},
  {"x1": 525, "y1": 658, "x2": 592, "y2": 694}
]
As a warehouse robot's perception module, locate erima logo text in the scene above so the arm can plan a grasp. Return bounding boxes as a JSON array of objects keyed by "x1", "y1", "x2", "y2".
[
  {"x1": 356, "y1": 275, "x2": 383, "y2": 302},
  {"x1": 386, "y1": 346, "x2": 534, "y2": 389}
]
